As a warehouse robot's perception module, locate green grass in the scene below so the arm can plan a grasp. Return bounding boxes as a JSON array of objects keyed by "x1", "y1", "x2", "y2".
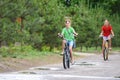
[
  {"x1": 112, "y1": 47, "x2": 120, "y2": 51},
  {"x1": 0, "y1": 45, "x2": 58, "y2": 59},
  {"x1": 0, "y1": 45, "x2": 119, "y2": 59}
]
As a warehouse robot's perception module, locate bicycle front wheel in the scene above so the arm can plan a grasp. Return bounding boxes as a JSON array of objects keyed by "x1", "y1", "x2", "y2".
[
  {"x1": 67, "y1": 51, "x2": 70, "y2": 68},
  {"x1": 63, "y1": 52, "x2": 67, "y2": 69},
  {"x1": 63, "y1": 51, "x2": 70, "y2": 69},
  {"x1": 103, "y1": 48, "x2": 109, "y2": 61}
]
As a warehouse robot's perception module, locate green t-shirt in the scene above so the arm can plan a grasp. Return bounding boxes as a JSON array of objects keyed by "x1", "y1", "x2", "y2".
[{"x1": 61, "y1": 27, "x2": 75, "y2": 41}]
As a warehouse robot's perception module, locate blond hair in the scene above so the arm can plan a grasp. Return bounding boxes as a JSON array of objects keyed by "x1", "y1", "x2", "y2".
[{"x1": 64, "y1": 17, "x2": 72, "y2": 23}]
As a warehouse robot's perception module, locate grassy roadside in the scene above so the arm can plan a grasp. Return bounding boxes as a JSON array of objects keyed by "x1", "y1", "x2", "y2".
[
  {"x1": 0, "y1": 46, "x2": 60, "y2": 72},
  {"x1": 0, "y1": 46, "x2": 83, "y2": 73},
  {"x1": 0, "y1": 45, "x2": 56, "y2": 59},
  {"x1": 0, "y1": 45, "x2": 119, "y2": 73},
  {"x1": 0, "y1": 46, "x2": 119, "y2": 59},
  {"x1": 0, "y1": 45, "x2": 119, "y2": 59}
]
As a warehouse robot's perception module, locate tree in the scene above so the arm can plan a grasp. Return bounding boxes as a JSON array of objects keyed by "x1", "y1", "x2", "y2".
[{"x1": 0, "y1": 0, "x2": 120, "y2": 51}]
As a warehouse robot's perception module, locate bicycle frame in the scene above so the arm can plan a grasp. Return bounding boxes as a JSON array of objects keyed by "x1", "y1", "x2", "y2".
[{"x1": 105, "y1": 40, "x2": 109, "y2": 48}]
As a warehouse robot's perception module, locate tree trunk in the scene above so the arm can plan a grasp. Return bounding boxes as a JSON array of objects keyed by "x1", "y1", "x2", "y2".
[
  {"x1": 20, "y1": 17, "x2": 24, "y2": 32},
  {"x1": 49, "y1": 45, "x2": 53, "y2": 52},
  {"x1": 0, "y1": 41, "x2": 1, "y2": 47}
]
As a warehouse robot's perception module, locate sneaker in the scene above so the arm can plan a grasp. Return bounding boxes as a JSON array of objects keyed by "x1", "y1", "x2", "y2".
[
  {"x1": 60, "y1": 52, "x2": 64, "y2": 55},
  {"x1": 70, "y1": 59, "x2": 75, "y2": 65},
  {"x1": 71, "y1": 61, "x2": 75, "y2": 65}
]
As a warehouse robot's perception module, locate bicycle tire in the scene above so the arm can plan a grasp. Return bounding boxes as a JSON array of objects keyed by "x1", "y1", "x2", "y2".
[
  {"x1": 106, "y1": 48, "x2": 109, "y2": 60},
  {"x1": 63, "y1": 50, "x2": 70, "y2": 69},
  {"x1": 67, "y1": 51, "x2": 70, "y2": 68},
  {"x1": 63, "y1": 52, "x2": 67, "y2": 69},
  {"x1": 103, "y1": 48, "x2": 109, "y2": 61}
]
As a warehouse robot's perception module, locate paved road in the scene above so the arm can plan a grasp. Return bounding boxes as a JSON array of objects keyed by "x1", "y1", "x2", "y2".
[{"x1": 0, "y1": 52, "x2": 120, "y2": 80}]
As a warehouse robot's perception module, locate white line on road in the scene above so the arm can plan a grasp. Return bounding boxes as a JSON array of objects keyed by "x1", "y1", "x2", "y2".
[
  {"x1": 0, "y1": 74, "x2": 119, "y2": 80},
  {"x1": 51, "y1": 74, "x2": 118, "y2": 79}
]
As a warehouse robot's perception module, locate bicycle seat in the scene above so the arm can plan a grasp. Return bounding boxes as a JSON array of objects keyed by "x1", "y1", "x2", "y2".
[{"x1": 106, "y1": 40, "x2": 109, "y2": 42}]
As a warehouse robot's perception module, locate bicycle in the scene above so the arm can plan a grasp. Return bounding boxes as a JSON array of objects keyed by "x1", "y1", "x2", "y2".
[
  {"x1": 103, "y1": 40, "x2": 109, "y2": 61},
  {"x1": 99, "y1": 35, "x2": 114, "y2": 61},
  {"x1": 58, "y1": 33, "x2": 71, "y2": 69},
  {"x1": 58, "y1": 33, "x2": 77, "y2": 69}
]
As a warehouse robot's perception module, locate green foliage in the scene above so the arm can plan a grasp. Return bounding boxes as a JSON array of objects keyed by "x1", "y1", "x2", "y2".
[
  {"x1": 41, "y1": 46, "x2": 50, "y2": 52},
  {"x1": 0, "y1": 45, "x2": 34, "y2": 54},
  {"x1": 0, "y1": 45, "x2": 38, "y2": 58},
  {"x1": 0, "y1": 0, "x2": 120, "y2": 54},
  {"x1": 88, "y1": 0, "x2": 120, "y2": 14},
  {"x1": 0, "y1": 45, "x2": 57, "y2": 59}
]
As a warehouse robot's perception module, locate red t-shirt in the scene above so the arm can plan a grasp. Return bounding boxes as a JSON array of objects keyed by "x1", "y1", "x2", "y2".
[{"x1": 102, "y1": 25, "x2": 112, "y2": 37}]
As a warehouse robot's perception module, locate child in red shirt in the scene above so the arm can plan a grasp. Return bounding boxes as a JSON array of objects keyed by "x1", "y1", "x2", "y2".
[{"x1": 100, "y1": 19, "x2": 114, "y2": 53}]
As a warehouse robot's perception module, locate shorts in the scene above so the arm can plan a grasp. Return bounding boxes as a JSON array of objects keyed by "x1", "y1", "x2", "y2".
[
  {"x1": 66, "y1": 40, "x2": 74, "y2": 47},
  {"x1": 103, "y1": 35, "x2": 111, "y2": 41},
  {"x1": 66, "y1": 40, "x2": 76, "y2": 48}
]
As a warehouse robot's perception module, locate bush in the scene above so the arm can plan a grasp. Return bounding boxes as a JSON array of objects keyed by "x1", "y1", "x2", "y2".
[{"x1": 0, "y1": 45, "x2": 37, "y2": 58}]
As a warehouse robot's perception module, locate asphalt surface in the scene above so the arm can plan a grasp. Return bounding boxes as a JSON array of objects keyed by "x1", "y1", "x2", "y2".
[{"x1": 0, "y1": 52, "x2": 120, "y2": 80}]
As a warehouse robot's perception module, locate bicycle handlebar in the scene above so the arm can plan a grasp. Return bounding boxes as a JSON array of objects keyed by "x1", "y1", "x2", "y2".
[
  {"x1": 57, "y1": 33, "x2": 65, "y2": 40},
  {"x1": 57, "y1": 33, "x2": 78, "y2": 39}
]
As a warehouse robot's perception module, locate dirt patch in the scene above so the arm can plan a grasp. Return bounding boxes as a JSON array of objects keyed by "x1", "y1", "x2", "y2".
[{"x1": 0, "y1": 54, "x2": 82, "y2": 73}]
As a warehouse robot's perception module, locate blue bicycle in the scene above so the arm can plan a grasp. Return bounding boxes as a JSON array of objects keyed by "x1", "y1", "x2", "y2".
[{"x1": 58, "y1": 33, "x2": 76, "y2": 69}]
